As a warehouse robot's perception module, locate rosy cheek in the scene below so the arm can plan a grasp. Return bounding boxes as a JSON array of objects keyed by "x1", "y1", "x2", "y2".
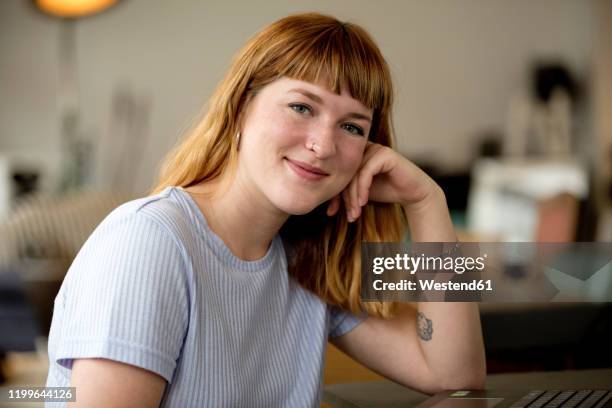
[
  {"x1": 342, "y1": 139, "x2": 367, "y2": 166},
  {"x1": 335, "y1": 152, "x2": 364, "y2": 181}
]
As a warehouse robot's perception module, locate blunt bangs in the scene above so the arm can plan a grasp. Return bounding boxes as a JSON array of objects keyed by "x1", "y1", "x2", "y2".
[{"x1": 250, "y1": 15, "x2": 392, "y2": 114}]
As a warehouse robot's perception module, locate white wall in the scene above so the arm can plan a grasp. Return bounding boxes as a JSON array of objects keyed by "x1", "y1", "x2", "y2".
[
  {"x1": 0, "y1": 1, "x2": 62, "y2": 192},
  {"x1": 0, "y1": 0, "x2": 594, "y2": 194}
]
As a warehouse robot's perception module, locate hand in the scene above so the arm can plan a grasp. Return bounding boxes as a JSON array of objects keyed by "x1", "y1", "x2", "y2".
[{"x1": 326, "y1": 142, "x2": 440, "y2": 222}]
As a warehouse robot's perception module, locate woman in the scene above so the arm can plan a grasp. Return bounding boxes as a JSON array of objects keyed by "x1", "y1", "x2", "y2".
[{"x1": 45, "y1": 13, "x2": 486, "y2": 407}]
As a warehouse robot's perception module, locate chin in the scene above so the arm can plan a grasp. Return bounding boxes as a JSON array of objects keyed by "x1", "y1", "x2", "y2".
[{"x1": 273, "y1": 195, "x2": 321, "y2": 216}]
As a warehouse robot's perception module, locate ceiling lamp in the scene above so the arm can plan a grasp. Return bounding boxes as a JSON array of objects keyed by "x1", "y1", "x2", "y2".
[{"x1": 35, "y1": 0, "x2": 118, "y2": 18}]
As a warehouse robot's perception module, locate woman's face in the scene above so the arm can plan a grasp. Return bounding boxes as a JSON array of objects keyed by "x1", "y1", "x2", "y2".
[{"x1": 237, "y1": 77, "x2": 373, "y2": 215}]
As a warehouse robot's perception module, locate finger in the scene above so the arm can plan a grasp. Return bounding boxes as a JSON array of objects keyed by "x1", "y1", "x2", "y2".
[
  {"x1": 358, "y1": 168, "x2": 374, "y2": 206},
  {"x1": 342, "y1": 186, "x2": 352, "y2": 222},
  {"x1": 356, "y1": 144, "x2": 384, "y2": 205},
  {"x1": 357, "y1": 151, "x2": 385, "y2": 205},
  {"x1": 359, "y1": 142, "x2": 381, "y2": 171},
  {"x1": 358, "y1": 148, "x2": 393, "y2": 203},
  {"x1": 330, "y1": 195, "x2": 341, "y2": 215},
  {"x1": 350, "y1": 172, "x2": 360, "y2": 219},
  {"x1": 326, "y1": 195, "x2": 340, "y2": 216}
]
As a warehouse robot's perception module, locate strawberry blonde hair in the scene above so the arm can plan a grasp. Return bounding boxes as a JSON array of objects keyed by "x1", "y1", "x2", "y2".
[{"x1": 152, "y1": 13, "x2": 408, "y2": 318}]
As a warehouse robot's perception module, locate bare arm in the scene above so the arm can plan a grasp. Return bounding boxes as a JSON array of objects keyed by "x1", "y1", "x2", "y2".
[
  {"x1": 68, "y1": 358, "x2": 166, "y2": 408},
  {"x1": 404, "y1": 185, "x2": 486, "y2": 390},
  {"x1": 331, "y1": 304, "x2": 443, "y2": 395},
  {"x1": 332, "y1": 185, "x2": 486, "y2": 394}
]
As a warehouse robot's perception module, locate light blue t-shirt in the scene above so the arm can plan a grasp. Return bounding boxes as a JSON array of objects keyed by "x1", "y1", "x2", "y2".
[{"x1": 45, "y1": 186, "x2": 364, "y2": 407}]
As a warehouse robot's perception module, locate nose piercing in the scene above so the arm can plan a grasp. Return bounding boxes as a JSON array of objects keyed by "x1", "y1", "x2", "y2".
[{"x1": 309, "y1": 141, "x2": 317, "y2": 151}]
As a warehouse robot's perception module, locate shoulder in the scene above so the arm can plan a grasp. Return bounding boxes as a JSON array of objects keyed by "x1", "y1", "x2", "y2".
[
  {"x1": 95, "y1": 187, "x2": 193, "y2": 246},
  {"x1": 63, "y1": 188, "x2": 199, "y2": 279},
  {"x1": 63, "y1": 188, "x2": 194, "y2": 297}
]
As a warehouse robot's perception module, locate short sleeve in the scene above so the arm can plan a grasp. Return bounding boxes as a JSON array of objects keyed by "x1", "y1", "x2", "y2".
[
  {"x1": 328, "y1": 305, "x2": 366, "y2": 339},
  {"x1": 49, "y1": 211, "x2": 190, "y2": 383}
]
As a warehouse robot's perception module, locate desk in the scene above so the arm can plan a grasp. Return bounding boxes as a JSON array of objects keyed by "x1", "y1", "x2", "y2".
[{"x1": 323, "y1": 369, "x2": 612, "y2": 408}]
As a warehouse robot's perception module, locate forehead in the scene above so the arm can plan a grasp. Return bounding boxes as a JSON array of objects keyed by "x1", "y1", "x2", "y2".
[{"x1": 263, "y1": 77, "x2": 372, "y2": 115}]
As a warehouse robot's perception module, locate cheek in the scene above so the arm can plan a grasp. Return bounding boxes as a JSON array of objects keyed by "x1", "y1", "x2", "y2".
[
  {"x1": 243, "y1": 119, "x2": 286, "y2": 162},
  {"x1": 262, "y1": 110, "x2": 303, "y2": 148},
  {"x1": 337, "y1": 138, "x2": 367, "y2": 174}
]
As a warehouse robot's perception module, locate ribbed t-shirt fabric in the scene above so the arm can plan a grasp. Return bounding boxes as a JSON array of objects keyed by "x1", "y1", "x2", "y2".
[{"x1": 45, "y1": 186, "x2": 364, "y2": 407}]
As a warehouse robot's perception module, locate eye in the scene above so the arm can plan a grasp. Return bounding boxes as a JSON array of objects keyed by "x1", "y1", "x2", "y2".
[
  {"x1": 342, "y1": 123, "x2": 365, "y2": 136},
  {"x1": 289, "y1": 103, "x2": 312, "y2": 115}
]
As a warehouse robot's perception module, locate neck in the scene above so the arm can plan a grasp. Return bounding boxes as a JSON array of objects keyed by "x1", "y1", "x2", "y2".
[{"x1": 185, "y1": 172, "x2": 289, "y2": 262}]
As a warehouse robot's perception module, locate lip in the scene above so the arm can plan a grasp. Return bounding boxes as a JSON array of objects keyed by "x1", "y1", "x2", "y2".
[
  {"x1": 285, "y1": 158, "x2": 329, "y2": 181},
  {"x1": 287, "y1": 158, "x2": 329, "y2": 175}
]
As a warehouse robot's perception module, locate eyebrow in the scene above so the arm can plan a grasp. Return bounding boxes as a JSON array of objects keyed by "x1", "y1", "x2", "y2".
[{"x1": 288, "y1": 88, "x2": 372, "y2": 123}]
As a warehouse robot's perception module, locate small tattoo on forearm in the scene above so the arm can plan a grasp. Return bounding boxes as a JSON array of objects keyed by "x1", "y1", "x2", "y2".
[{"x1": 417, "y1": 312, "x2": 433, "y2": 341}]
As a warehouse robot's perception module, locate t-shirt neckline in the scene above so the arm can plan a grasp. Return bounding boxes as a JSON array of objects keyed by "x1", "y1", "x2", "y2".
[{"x1": 167, "y1": 186, "x2": 279, "y2": 273}]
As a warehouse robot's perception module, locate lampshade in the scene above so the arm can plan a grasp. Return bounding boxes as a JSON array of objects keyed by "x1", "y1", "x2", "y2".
[{"x1": 35, "y1": 0, "x2": 118, "y2": 18}]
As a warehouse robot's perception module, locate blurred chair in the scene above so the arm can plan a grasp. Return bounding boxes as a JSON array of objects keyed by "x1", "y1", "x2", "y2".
[{"x1": 0, "y1": 189, "x2": 133, "y2": 377}]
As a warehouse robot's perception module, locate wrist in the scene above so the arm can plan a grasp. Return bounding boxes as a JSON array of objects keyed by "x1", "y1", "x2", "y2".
[
  {"x1": 402, "y1": 184, "x2": 457, "y2": 242},
  {"x1": 401, "y1": 183, "x2": 445, "y2": 216}
]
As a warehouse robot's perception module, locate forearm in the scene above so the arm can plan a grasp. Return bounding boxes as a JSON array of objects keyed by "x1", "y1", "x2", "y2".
[{"x1": 402, "y1": 186, "x2": 487, "y2": 389}]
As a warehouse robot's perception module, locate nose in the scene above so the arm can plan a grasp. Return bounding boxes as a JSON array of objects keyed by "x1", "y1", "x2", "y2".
[{"x1": 305, "y1": 124, "x2": 336, "y2": 159}]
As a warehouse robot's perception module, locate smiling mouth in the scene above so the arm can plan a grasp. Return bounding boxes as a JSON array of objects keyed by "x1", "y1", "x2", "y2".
[{"x1": 284, "y1": 158, "x2": 329, "y2": 181}]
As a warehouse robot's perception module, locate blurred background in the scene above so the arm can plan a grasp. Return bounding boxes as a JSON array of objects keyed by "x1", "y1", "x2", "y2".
[{"x1": 0, "y1": 0, "x2": 611, "y2": 399}]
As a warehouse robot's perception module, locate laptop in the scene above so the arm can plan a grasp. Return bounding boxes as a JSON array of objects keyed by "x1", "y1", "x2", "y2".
[{"x1": 416, "y1": 389, "x2": 612, "y2": 408}]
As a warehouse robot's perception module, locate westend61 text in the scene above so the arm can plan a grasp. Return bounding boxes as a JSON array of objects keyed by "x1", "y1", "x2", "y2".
[{"x1": 373, "y1": 279, "x2": 493, "y2": 291}]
